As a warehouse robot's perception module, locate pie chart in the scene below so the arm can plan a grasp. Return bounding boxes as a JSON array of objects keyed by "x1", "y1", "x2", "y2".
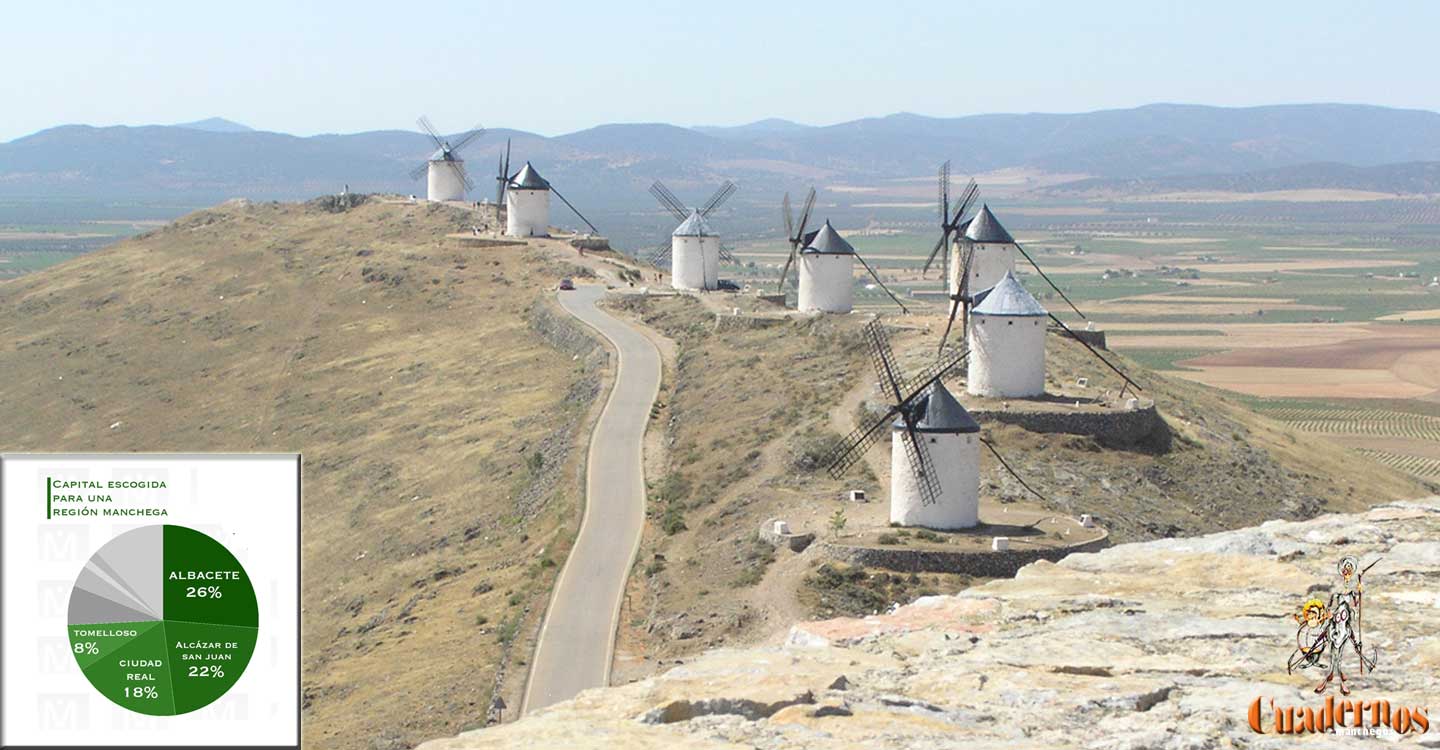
[{"x1": 66, "y1": 524, "x2": 258, "y2": 716}]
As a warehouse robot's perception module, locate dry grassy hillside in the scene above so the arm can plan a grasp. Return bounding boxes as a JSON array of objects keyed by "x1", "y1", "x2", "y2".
[
  {"x1": 603, "y1": 294, "x2": 1425, "y2": 675},
  {"x1": 0, "y1": 197, "x2": 601, "y2": 749}
]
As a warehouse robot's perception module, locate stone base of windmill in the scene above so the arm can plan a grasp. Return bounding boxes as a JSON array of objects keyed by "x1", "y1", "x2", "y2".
[{"x1": 820, "y1": 506, "x2": 1109, "y2": 576}]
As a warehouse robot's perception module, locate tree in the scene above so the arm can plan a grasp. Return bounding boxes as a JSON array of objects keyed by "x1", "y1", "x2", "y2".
[{"x1": 828, "y1": 508, "x2": 848, "y2": 539}]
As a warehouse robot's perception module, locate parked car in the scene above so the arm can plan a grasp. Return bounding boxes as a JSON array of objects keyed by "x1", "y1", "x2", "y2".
[{"x1": 558, "y1": 278, "x2": 575, "y2": 291}]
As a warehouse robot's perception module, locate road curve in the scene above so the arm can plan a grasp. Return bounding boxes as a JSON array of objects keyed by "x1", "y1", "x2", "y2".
[{"x1": 522, "y1": 284, "x2": 660, "y2": 714}]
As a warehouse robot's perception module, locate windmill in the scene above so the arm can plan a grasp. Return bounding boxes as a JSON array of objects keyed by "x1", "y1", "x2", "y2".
[
  {"x1": 823, "y1": 320, "x2": 969, "y2": 508},
  {"x1": 408, "y1": 116, "x2": 484, "y2": 202},
  {"x1": 824, "y1": 319, "x2": 1051, "y2": 526},
  {"x1": 797, "y1": 221, "x2": 910, "y2": 314},
  {"x1": 932, "y1": 206, "x2": 1145, "y2": 398},
  {"x1": 776, "y1": 187, "x2": 818, "y2": 293},
  {"x1": 647, "y1": 180, "x2": 738, "y2": 290},
  {"x1": 920, "y1": 161, "x2": 981, "y2": 291},
  {"x1": 500, "y1": 160, "x2": 599, "y2": 238}
]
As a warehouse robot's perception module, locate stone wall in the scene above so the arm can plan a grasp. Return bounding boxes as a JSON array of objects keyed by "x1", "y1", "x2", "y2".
[
  {"x1": 759, "y1": 520, "x2": 816, "y2": 552},
  {"x1": 818, "y1": 534, "x2": 1109, "y2": 575},
  {"x1": 450, "y1": 236, "x2": 526, "y2": 250},
  {"x1": 713, "y1": 313, "x2": 788, "y2": 332},
  {"x1": 1051, "y1": 326, "x2": 1107, "y2": 350},
  {"x1": 970, "y1": 404, "x2": 1170, "y2": 451},
  {"x1": 526, "y1": 298, "x2": 601, "y2": 360}
]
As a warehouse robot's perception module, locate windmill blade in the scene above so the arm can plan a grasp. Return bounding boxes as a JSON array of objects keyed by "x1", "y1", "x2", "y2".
[
  {"x1": 416, "y1": 115, "x2": 444, "y2": 149},
  {"x1": 938, "y1": 295, "x2": 962, "y2": 355},
  {"x1": 782, "y1": 192, "x2": 794, "y2": 239},
  {"x1": 864, "y1": 319, "x2": 908, "y2": 401},
  {"x1": 920, "y1": 230, "x2": 949, "y2": 276},
  {"x1": 855, "y1": 253, "x2": 910, "y2": 314},
  {"x1": 824, "y1": 407, "x2": 901, "y2": 479},
  {"x1": 718, "y1": 244, "x2": 738, "y2": 264},
  {"x1": 409, "y1": 161, "x2": 430, "y2": 181},
  {"x1": 550, "y1": 185, "x2": 599, "y2": 235},
  {"x1": 1015, "y1": 241, "x2": 1087, "y2": 320},
  {"x1": 453, "y1": 161, "x2": 474, "y2": 192},
  {"x1": 900, "y1": 410, "x2": 943, "y2": 506},
  {"x1": 495, "y1": 139, "x2": 512, "y2": 203},
  {"x1": 648, "y1": 181, "x2": 688, "y2": 221},
  {"x1": 938, "y1": 160, "x2": 951, "y2": 223},
  {"x1": 1048, "y1": 314, "x2": 1142, "y2": 392},
  {"x1": 448, "y1": 124, "x2": 486, "y2": 155},
  {"x1": 980, "y1": 437, "x2": 1050, "y2": 504},
  {"x1": 777, "y1": 243, "x2": 799, "y2": 293},
  {"x1": 795, "y1": 187, "x2": 817, "y2": 241},
  {"x1": 777, "y1": 192, "x2": 802, "y2": 292},
  {"x1": 960, "y1": 241, "x2": 980, "y2": 341},
  {"x1": 903, "y1": 347, "x2": 967, "y2": 399},
  {"x1": 950, "y1": 179, "x2": 980, "y2": 225},
  {"x1": 648, "y1": 239, "x2": 672, "y2": 267},
  {"x1": 699, "y1": 180, "x2": 737, "y2": 217}
]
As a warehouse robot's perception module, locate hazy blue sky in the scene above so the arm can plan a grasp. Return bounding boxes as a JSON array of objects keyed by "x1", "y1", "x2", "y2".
[{"x1": 3, "y1": 0, "x2": 1437, "y2": 141}]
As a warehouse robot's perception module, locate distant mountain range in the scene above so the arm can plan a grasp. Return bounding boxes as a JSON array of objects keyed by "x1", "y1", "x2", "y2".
[{"x1": 3, "y1": 103, "x2": 1439, "y2": 240}]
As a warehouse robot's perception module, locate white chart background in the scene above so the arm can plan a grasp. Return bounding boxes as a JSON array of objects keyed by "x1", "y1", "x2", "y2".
[{"x1": 1, "y1": 454, "x2": 300, "y2": 748}]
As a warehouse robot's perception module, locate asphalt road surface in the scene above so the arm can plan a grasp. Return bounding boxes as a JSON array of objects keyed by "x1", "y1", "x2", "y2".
[{"x1": 523, "y1": 284, "x2": 660, "y2": 714}]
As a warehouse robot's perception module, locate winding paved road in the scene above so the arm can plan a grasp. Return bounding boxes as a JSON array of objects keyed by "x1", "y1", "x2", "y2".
[{"x1": 523, "y1": 284, "x2": 660, "y2": 714}]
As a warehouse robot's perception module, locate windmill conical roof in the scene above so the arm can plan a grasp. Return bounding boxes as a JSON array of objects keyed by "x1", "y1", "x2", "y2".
[
  {"x1": 672, "y1": 210, "x2": 716, "y2": 237},
  {"x1": 963, "y1": 204, "x2": 1014, "y2": 244},
  {"x1": 971, "y1": 271, "x2": 1047, "y2": 317},
  {"x1": 800, "y1": 220, "x2": 855, "y2": 255},
  {"x1": 893, "y1": 380, "x2": 980, "y2": 434},
  {"x1": 510, "y1": 162, "x2": 550, "y2": 190},
  {"x1": 429, "y1": 147, "x2": 458, "y2": 162}
]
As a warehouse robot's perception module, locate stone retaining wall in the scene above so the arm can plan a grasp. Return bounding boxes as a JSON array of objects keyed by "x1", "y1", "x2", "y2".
[
  {"x1": 819, "y1": 534, "x2": 1109, "y2": 575},
  {"x1": 713, "y1": 314, "x2": 788, "y2": 332},
  {"x1": 526, "y1": 299, "x2": 600, "y2": 359},
  {"x1": 970, "y1": 404, "x2": 1169, "y2": 450},
  {"x1": 450, "y1": 237, "x2": 527, "y2": 250},
  {"x1": 1051, "y1": 327, "x2": 1108, "y2": 350},
  {"x1": 759, "y1": 521, "x2": 816, "y2": 552}
]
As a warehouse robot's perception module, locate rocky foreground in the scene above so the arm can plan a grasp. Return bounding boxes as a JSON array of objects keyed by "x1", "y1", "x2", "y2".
[{"x1": 421, "y1": 500, "x2": 1440, "y2": 748}]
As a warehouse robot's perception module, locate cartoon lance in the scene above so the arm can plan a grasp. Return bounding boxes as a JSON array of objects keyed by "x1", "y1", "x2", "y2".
[{"x1": 1287, "y1": 556, "x2": 1380, "y2": 695}]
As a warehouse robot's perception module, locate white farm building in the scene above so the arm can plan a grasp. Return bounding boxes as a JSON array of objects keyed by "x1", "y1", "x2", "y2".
[
  {"x1": 967, "y1": 271, "x2": 1048, "y2": 398},
  {"x1": 951, "y1": 205, "x2": 1017, "y2": 297},
  {"x1": 890, "y1": 380, "x2": 981, "y2": 530},
  {"x1": 797, "y1": 221, "x2": 855, "y2": 314},
  {"x1": 505, "y1": 162, "x2": 551, "y2": 237},
  {"x1": 669, "y1": 210, "x2": 721, "y2": 291}
]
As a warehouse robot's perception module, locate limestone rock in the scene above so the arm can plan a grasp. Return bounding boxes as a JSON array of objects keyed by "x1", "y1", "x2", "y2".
[{"x1": 418, "y1": 499, "x2": 1440, "y2": 749}]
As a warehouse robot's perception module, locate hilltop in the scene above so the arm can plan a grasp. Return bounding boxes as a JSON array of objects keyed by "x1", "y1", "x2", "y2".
[
  {"x1": 0, "y1": 197, "x2": 605, "y2": 749},
  {"x1": 592, "y1": 293, "x2": 1421, "y2": 680},
  {"x1": 420, "y1": 497, "x2": 1440, "y2": 749}
]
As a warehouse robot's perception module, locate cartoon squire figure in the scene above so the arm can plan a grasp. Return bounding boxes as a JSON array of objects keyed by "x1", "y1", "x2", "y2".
[{"x1": 1288, "y1": 556, "x2": 1379, "y2": 695}]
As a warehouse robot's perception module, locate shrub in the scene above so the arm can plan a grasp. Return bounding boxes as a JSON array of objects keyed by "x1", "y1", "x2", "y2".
[{"x1": 877, "y1": 533, "x2": 901, "y2": 545}]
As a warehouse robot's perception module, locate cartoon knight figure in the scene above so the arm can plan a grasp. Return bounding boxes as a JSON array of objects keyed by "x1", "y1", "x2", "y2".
[{"x1": 1287, "y1": 556, "x2": 1378, "y2": 695}]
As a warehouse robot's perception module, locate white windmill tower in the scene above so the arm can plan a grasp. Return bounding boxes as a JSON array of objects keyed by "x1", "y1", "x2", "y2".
[
  {"x1": 793, "y1": 220, "x2": 909, "y2": 314},
  {"x1": 493, "y1": 148, "x2": 598, "y2": 239},
  {"x1": 954, "y1": 205, "x2": 1018, "y2": 296},
  {"x1": 967, "y1": 271, "x2": 1048, "y2": 398},
  {"x1": 408, "y1": 116, "x2": 484, "y2": 202},
  {"x1": 646, "y1": 180, "x2": 737, "y2": 291},
  {"x1": 504, "y1": 162, "x2": 551, "y2": 237},
  {"x1": 889, "y1": 380, "x2": 981, "y2": 529}
]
